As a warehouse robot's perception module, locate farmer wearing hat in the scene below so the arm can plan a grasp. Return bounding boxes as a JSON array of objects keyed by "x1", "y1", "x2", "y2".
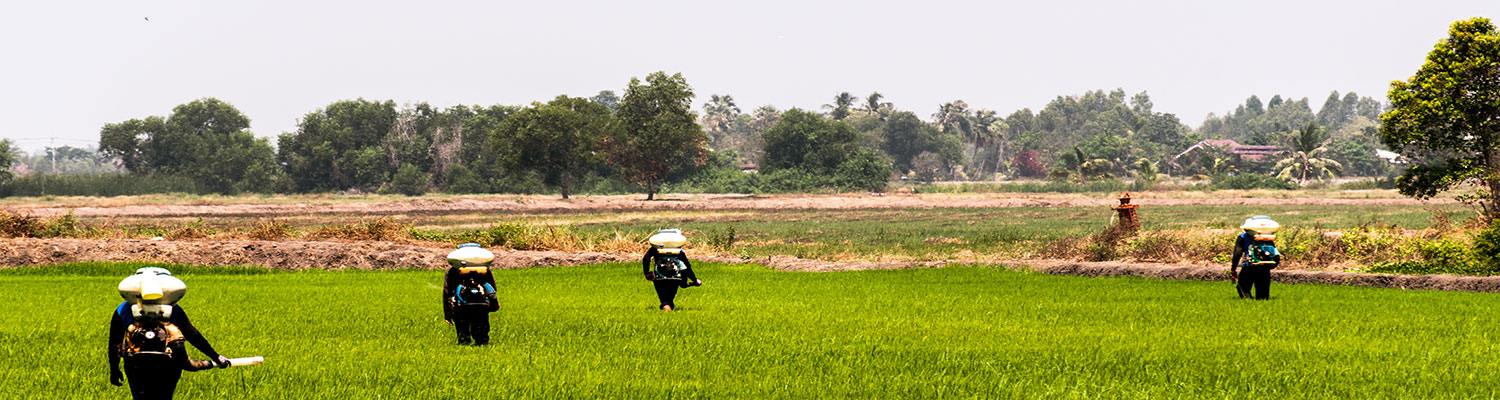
[
  {"x1": 443, "y1": 243, "x2": 499, "y2": 345},
  {"x1": 108, "y1": 267, "x2": 231, "y2": 399},
  {"x1": 1231, "y1": 216, "x2": 1282, "y2": 300},
  {"x1": 643, "y1": 229, "x2": 703, "y2": 311}
]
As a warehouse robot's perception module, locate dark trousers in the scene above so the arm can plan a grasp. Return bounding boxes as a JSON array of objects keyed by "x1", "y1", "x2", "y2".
[
  {"x1": 1237, "y1": 265, "x2": 1271, "y2": 300},
  {"x1": 653, "y1": 280, "x2": 681, "y2": 309},
  {"x1": 124, "y1": 358, "x2": 183, "y2": 400},
  {"x1": 453, "y1": 310, "x2": 490, "y2": 345}
]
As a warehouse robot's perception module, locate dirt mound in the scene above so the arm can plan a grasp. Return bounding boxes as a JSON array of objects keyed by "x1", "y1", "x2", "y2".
[
  {"x1": 10, "y1": 193, "x2": 1453, "y2": 219},
  {"x1": 3, "y1": 238, "x2": 1496, "y2": 294},
  {"x1": 0, "y1": 238, "x2": 633, "y2": 270}
]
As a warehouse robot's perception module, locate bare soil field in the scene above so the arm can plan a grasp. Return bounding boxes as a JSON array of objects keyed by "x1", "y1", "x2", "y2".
[
  {"x1": 5, "y1": 192, "x2": 1452, "y2": 219},
  {"x1": 5, "y1": 238, "x2": 1497, "y2": 293}
]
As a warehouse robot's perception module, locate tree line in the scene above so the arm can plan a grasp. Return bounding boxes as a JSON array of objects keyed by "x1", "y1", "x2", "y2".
[
  {"x1": 0, "y1": 80, "x2": 1400, "y2": 198},
  {"x1": 4, "y1": 14, "x2": 1495, "y2": 203}
]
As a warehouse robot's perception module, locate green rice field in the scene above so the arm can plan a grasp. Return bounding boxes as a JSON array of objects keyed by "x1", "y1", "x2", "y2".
[{"x1": 2, "y1": 262, "x2": 1497, "y2": 399}]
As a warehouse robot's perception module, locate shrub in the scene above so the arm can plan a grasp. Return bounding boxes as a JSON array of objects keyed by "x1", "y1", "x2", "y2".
[
  {"x1": 248, "y1": 219, "x2": 295, "y2": 240},
  {"x1": 310, "y1": 218, "x2": 406, "y2": 241},
  {"x1": 0, "y1": 174, "x2": 206, "y2": 197},
  {"x1": 1472, "y1": 222, "x2": 1500, "y2": 271},
  {"x1": 0, "y1": 211, "x2": 41, "y2": 238},
  {"x1": 381, "y1": 165, "x2": 431, "y2": 196},
  {"x1": 443, "y1": 164, "x2": 490, "y2": 194},
  {"x1": 1210, "y1": 174, "x2": 1297, "y2": 190}
]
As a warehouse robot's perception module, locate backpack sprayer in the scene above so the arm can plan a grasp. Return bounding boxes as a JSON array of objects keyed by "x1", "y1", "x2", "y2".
[
  {"x1": 1240, "y1": 216, "x2": 1281, "y2": 266},
  {"x1": 447, "y1": 244, "x2": 498, "y2": 310},
  {"x1": 117, "y1": 268, "x2": 264, "y2": 369},
  {"x1": 648, "y1": 229, "x2": 702, "y2": 286}
]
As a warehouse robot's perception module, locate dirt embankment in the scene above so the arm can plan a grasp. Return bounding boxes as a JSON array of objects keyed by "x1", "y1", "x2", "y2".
[
  {"x1": 9, "y1": 193, "x2": 1453, "y2": 219},
  {"x1": 4, "y1": 238, "x2": 1497, "y2": 294}
]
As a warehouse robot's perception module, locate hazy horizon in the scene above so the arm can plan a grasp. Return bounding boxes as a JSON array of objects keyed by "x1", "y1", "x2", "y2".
[{"x1": 2, "y1": 0, "x2": 1496, "y2": 152}]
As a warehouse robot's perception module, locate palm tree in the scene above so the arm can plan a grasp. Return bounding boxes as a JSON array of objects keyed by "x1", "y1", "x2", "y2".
[
  {"x1": 700, "y1": 94, "x2": 740, "y2": 147},
  {"x1": 822, "y1": 92, "x2": 856, "y2": 120},
  {"x1": 749, "y1": 105, "x2": 781, "y2": 132},
  {"x1": 860, "y1": 92, "x2": 893, "y2": 120},
  {"x1": 1274, "y1": 123, "x2": 1342, "y2": 184},
  {"x1": 969, "y1": 109, "x2": 1001, "y2": 174}
]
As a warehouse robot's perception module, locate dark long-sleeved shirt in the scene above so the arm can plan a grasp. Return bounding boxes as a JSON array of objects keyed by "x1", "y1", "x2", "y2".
[
  {"x1": 108, "y1": 303, "x2": 220, "y2": 371},
  {"x1": 643, "y1": 247, "x2": 697, "y2": 281},
  {"x1": 443, "y1": 267, "x2": 497, "y2": 319}
]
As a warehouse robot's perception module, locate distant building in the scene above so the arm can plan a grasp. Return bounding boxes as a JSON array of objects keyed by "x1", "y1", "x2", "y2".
[{"x1": 1168, "y1": 139, "x2": 1283, "y2": 175}]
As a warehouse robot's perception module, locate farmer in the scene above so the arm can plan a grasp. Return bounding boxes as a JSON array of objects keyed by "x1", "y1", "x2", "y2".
[
  {"x1": 643, "y1": 229, "x2": 703, "y2": 311},
  {"x1": 443, "y1": 243, "x2": 499, "y2": 345},
  {"x1": 1230, "y1": 216, "x2": 1282, "y2": 300},
  {"x1": 108, "y1": 267, "x2": 231, "y2": 400}
]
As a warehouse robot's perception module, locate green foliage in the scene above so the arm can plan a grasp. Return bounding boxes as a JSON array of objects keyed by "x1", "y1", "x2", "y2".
[
  {"x1": 0, "y1": 139, "x2": 15, "y2": 184},
  {"x1": 1210, "y1": 174, "x2": 1297, "y2": 190},
  {"x1": 9, "y1": 264, "x2": 1500, "y2": 398},
  {"x1": 277, "y1": 99, "x2": 400, "y2": 192},
  {"x1": 822, "y1": 91, "x2": 856, "y2": 121},
  {"x1": 1273, "y1": 123, "x2": 1342, "y2": 183},
  {"x1": 760, "y1": 108, "x2": 892, "y2": 191},
  {"x1": 381, "y1": 165, "x2": 430, "y2": 196},
  {"x1": 0, "y1": 174, "x2": 206, "y2": 197},
  {"x1": 880, "y1": 111, "x2": 962, "y2": 175},
  {"x1": 443, "y1": 164, "x2": 490, "y2": 194},
  {"x1": 494, "y1": 96, "x2": 615, "y2": 198},
  {"x1": 1382, "y1": 18, "x2": 1500, "y2": 221},
  {"x1": 1474, "y1": 222, "x2": 1500, "y2": 268},
  {"x1": 607, "y1": 72, "x2": 708, "y2": 199},
  {"x1": 97, "y1": 98, "x2": 278, "y2": 194}
]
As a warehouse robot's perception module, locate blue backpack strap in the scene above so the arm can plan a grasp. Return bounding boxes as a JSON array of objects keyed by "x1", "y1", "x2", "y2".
[{"x1": 116, "y1": 302, "x2": 135, "y2": 326}]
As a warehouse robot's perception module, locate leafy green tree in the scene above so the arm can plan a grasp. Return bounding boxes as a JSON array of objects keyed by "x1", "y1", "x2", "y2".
[
  {"x1": 381, "y1": 164, "x2": 430, "y2": 196},
  {"x1": 822, "y1": 92, "x2": 856, "y2": 121},
  {"x1": 606, "y1": 72, "x2": 708, "y2": 200},
  {"x1": 1325, "y1": 130, "x2": 1390, "y2": 177},
  {"x1": 1274, "y1": 123, "x2": 1341, "y2": 184},
  {"x1": 881, "y1": 111, "x2": 961, "y2": 174},
  {"x1": 1382, "y1": 17, "x2": 1500, "y2": 221},
  {"x1": 761, "y1": 108, "x2": 890, "y2": 190},
  {"x1": 277, "y1": 99, "x2": 399, "y2": 192},
  {"x1": 494, "y1": 96, "x2": 615, "y2": 199},
  {"x1": 590, "y1": 90, "x2": 620, "y2": 114},
  {"x1": 0, "y1": 139, "x2": 15, "y2": 184},
  {"x1": 98, "y1": 98, "x2": 279, "y2": 194}
]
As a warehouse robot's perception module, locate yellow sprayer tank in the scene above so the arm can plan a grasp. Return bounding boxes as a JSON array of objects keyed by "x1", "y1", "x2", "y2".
[
  {"x1": 649, "y1": 229, "x2": 687, "y2": 255},
  {"x1": 1240, "y1": 216, "x2": 1280, "y2": 241},
  {"x1": 447, "y1": 243, "x2": 495, "y2": 272}
]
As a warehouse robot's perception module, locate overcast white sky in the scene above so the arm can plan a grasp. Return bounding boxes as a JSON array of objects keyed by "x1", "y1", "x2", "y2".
[{"x1": 1, "y1": 0, "x2": 1495, "y2": 152}]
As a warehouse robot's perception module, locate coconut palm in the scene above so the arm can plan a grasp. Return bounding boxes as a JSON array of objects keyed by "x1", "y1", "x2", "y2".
[
  {"x1": 822, "y1": 92, "x2": 856, "y2": 120},
  {"x1": 700, "y1": 94, "x2": 741, "y2": 147},
  {"x1": 860, "y1": 92, "x2": 893, "y2": 120},
  {"x1": 1274, "y1": 123, "x2": 1342, "y2": 184},
  {"x1": 969, "y1": 109, "x2": 1001, "y2": 174}
]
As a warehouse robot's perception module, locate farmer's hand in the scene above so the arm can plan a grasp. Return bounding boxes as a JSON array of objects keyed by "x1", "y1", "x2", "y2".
[
  {"x1": 445, "y1": 318, "x2": 454, "y2": 326},
  {"x1": 214, "y1": 355, "x2": 232, "y2": 369},
  {"x1": 110, "y1": 368, "x2": 123, "y2": 386}
]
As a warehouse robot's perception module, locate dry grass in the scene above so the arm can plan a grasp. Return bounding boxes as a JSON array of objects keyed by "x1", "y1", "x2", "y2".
[{"x1": 308, "y1": 218, "x2": 408, "y2": 241}]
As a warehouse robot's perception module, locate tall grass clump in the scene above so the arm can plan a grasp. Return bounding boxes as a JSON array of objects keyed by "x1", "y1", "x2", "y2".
[
  {"x1": 918, "y1": 180, "x2": 1135, "y2": 194},
  {"x1": 0, "y1": 174, "x2": 206, "y2": 197}
]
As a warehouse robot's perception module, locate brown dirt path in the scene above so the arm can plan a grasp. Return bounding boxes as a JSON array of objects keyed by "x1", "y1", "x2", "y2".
[
  {"x1": 3, "y1": 238, "x2": 1496, "y2": 294},
  {"x1": 6, "y1": 193, "x2": 1453, "y2": 218}
]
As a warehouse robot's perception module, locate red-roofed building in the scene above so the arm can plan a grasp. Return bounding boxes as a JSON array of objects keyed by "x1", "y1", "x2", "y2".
[{"x1": 1169, "y1": 140, "x2": 1284, "y2": 175}]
